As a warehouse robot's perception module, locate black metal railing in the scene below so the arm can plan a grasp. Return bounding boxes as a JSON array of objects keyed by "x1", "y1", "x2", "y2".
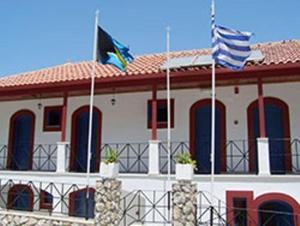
[
  {"x1": 159, "y1": 140, "x2": 253, "y2": 174},
  {"x1": 268, "y1": 138, "x2": 300, "y2": 174},
  {"x1": 2, "y1": 138, "x2": 299, "y2": 175},
  {"x1": 0, "y1": 179, "x2": 298, "y2": 225},
  {"x1": 0, "y1": 178, "x2": 95, "y2": 219},
  {"x1": 119, "y1": 190, "x2": 171, "y2": 225},
  {"x1": 32, "y1": 144, "x2": 57, "y2": 171},
  {"x1": 197, "y1": 191, "x2": 228, "y2": 225},
  {"x1": 291, "y1": 138, "x2": 300, "y2": 172},
  {"x1": 225, "y1": 139, "x2": 254, "y2": 174},
  {"x1": 101, "y1": 143, "x2": 149, "y2": 174},
  {"x1": 159, "y1": 141, "x2": 190, "y2": 174},
  {"x1": 0, "y1": 144, "x2": 57, "y2": 171},
  {"x1": 0, "y1": 145, "x2": 8, "y2": 169}
]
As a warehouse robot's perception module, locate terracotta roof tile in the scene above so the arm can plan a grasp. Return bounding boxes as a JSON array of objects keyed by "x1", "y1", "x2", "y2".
[{"x1": 0, "y1": 40, "x2": 300, "y2": 88}]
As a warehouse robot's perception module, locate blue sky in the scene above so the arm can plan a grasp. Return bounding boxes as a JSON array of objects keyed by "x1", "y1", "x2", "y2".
[{"x1": 0, "y1": 0, "x2": 299, "y2": 77}]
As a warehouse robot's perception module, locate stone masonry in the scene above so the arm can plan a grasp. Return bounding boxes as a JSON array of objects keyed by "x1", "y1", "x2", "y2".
[
  {"x1": 0, "y1": 210, "x2": 94, "y2": 226},
  {"x1": 172, "y1": 181, "x2": 197, "y2": 226},
  {"x1": 94, "y1": 179, "x2": 122, "y2": 226}
]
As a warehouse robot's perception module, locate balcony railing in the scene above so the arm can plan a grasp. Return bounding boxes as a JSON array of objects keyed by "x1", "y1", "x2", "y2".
[
  {"x1": 0, "y1": 178, "x2": 297, "y2": 224},
  {"x1": 101, "y1": 143, "x2": 149, "y2": 174},
  {"x1": 268, "y1": 138, "x2": 300, "y2": 174},
  {"x1": 159, "y1": 141, "x2": 189, "y2": 174},
  {"x1": 225, "y1": 139, "x2": 254, "y2": 174},
  {"x1": 0, "y1": 138, "x2": 299, "y2": 175},
  {"x1": 0, "y1": 144, "x2": 8, "y2": 169},
  {"x1": 159, "y1": 140, "x2": 253, "y2": 174},
  {"x1": 32, "y1": 144, "x2": 57, "y2": 171},
  {"x1": 0, "y1": 144, "x2": 57, "y2": 171},
  {"x1": 0, "y1": 178, "x2": 94, "y2": 219}
]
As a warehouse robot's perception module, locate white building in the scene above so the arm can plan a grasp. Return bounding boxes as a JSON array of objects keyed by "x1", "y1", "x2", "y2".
[{"x1": 0, "y1": 40, "x2": 300, "y2": 225}]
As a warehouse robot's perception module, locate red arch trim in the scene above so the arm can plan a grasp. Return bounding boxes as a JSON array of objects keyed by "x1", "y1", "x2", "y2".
[
  {"x1": 7, "y1": 184, "x2": 34, "y2": 211},
  {"x1": 7, "y1": 109, "x2": 35, "y2": 170},
  {"x1": 254, "y1": 192, "x2": 300, "y2": 211},
  {"x1": 253, "y1": 192, "x2": 300, "y2": 225},
  {"x1": 189, "y1": 99, "x2": 227, "y2": 172},
  {"x1": 247, "y1": 97, "x2": 291, "y2": 172},
  {"x1": 226, "y1": 191, "x2": 300, "y2": 226},
  {"x1": 69, "y1": 187, "x2": 95, "y2": 216},
  {"x1": 70, "y1": 106, "x2": 102, "y2": 172}
]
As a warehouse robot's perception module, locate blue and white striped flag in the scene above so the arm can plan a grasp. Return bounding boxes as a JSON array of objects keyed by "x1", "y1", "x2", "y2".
[{"x1": 211, "y1": 0, "x2": 252, "y2": 71}]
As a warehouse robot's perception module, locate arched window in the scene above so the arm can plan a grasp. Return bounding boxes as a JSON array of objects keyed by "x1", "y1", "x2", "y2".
[
  {"x1": 40, "y1": 190, "x2": 53, "y2": 210},
  {"x1": 7, "y1": 184, "x2": 34, "y2": 211},
  {"x1": 190, "y1": 99, "x2": 226, "y2": 174},
  {"x1": 254, "y1": 193, "x2": 300, "y2": 226},
  {"x1": 227, "y1": 191, "x2": 300, "y2": 226},
  {"x1": 70, "y1": 106, "x2": 102, "y2": 173},
  {"x1": 69, "y1": 188, "x2": 95, "y2": 218},
  {"x1": 8, "y1": 110, "x2": 35, "y2": 170},
  {"x1": 259, "y1": 201, "x2": 295, "y2": 226},
  {"x1": 247, "y1": 97, "x2": 291, "y2": 174}
]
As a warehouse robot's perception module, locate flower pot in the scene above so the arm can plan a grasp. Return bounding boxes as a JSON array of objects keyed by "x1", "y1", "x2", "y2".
[
  {"x1": 176, "y1": 164, "x2": 194, "y2": 181},
  {"x1": 100, "y1": 162, "x2": 119, "y2": 178}
]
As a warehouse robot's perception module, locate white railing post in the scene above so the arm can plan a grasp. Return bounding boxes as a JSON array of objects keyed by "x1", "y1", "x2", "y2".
[
  {"x1": 56, "y1": 141, "x2": 69, "y2": 173},
  {"x1": 148, "y1": 140, "x2": 160, "y2": 175},
  {"x1": 257, "y1": 137, "x2": 271, "y2": 176}
]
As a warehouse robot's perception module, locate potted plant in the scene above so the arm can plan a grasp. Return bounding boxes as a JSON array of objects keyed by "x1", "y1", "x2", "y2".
[
  {"x1": 175, "y1": 152, "x2": 196, "y2": 181},
  {"x1": 100, "y1": 149, "x2": 119, "y2": 178}
]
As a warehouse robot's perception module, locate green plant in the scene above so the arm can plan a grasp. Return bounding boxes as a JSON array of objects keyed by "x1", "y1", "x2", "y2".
[
  {"x1": 104, "y1": 149, "x2": 118, "y2": 164},
  {"x1": 175, "y1": 152, "x2": 197, "y2": 169}
]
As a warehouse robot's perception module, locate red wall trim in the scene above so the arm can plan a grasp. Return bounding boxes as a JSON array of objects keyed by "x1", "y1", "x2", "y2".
[
  {"x1": 70, "y1": 106, "x2": 102, "y2": 172},
  {"x1": 189, "y1": 99, "x2": 227, "y2": 172},
  {"x1": 253, "y1": 192, "x2": 300, "y2": 225},
  {"x1": 7, "y1": 184, "x2": 34, "y2": 211},
  {"x1": 151, "y1": 85, "x2": 157, "y2": 140},
  {"x1": 226, "y1": 190, "x2": 254, "y2": 226},
  {"x1": 247, "y1": 97, "x2": 291, "y2": 173},
  {"x1": 43, "y1": 105, "x2": 63, "y2": 132},
  {"x1": 69, "y1": 188, "x2": 95, "y2": 217},
  {"x1": 226, "y1": 191, "x2": 300, "y2": 226},
  {"x1": 257, "y1": 78, "x2": 266, "y2": 138},
  {"x1": 7, "y1": 109, "x2": 35, "y2": 170},
  {"x1": 61, "y1": 92, "x2": 68, "y2": 141}
]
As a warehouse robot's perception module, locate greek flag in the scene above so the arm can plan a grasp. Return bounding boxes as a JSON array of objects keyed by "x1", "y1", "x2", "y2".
[{"x1": 211, "y1": 0, "x2": 252, "y2": 71}]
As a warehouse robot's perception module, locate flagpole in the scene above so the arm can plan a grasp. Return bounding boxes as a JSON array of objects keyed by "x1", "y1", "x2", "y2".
[
  {"x1": 85, "y1": 9, "x2": 99, "y2": 219},
  {"x1": 166, "y1": 26, "x2": 171, "y2": 182},
  {"x1": 210, "y1": 0, "x2": 216, "y2": 224}
]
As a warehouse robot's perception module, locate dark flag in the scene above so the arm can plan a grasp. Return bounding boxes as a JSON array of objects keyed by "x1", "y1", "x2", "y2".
[{"x1": 96, "y1": 26, "x2": 134, "y2": 71}]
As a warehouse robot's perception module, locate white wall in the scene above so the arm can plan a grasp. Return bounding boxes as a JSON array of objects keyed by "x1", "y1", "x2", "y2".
[{"x1": 0, "y1": 82, "x2": 299, "y2": 145}]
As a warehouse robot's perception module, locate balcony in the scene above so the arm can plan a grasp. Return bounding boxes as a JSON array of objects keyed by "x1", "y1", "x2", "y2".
[{"x1": 0, "y1": 138, "x2": 299, "y2": 175}]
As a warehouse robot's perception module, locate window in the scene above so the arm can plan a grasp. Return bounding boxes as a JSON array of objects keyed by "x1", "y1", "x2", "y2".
[
  {"x1": 40, "y1": 190, "x2": 53, "y2": 210},
  {"x1": 147, "y1": 99, "x2": 174, "y2": 129},
  {"x1": 233, "y1": 198, "x2": 248, "y2": 226},
  {"x1": 7, "y1": 185, "x2": 33, "y2": 211},
  {"x1": 43, "y1": 106, "x2": 63, "y2": 131},
  {"x1": 226, "y1": 191, "x2": 252, "y2": 226},
  {"x1": 69, "y1": 188, "x2": 95, "y2": 218}
]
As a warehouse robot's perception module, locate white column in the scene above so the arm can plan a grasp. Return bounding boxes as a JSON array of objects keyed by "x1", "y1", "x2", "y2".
[
  {"x1": 56, "y1": 141, "x2": 69, "y2": 173},
  {"x1": 257, "y1": 137, "x2": 271, "y2": 176},
  {"x1": 148, "y1": 140, "x2": 160, "y2": 175}
]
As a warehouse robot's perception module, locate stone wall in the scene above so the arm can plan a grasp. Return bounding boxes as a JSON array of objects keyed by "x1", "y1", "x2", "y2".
[
  {"x1": 94, "y1": 179, "x2": 122, "y2": 226},
  {"x1": 0, "y1": 211, "x2": 94, "y2": 226},
  {"x1": 172, "y1": 181, "x2": 197, "y2": 226}
]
